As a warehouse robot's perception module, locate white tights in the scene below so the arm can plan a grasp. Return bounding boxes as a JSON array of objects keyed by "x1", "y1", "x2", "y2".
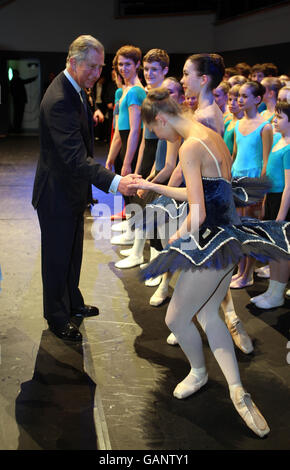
[{"x1": 165, "y1": 265, "x2": 241, "y2": 388}]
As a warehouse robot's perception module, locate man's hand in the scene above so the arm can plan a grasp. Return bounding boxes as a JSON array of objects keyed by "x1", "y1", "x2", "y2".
[
  {"x1": 93, "y1": 109, "x2": 104, "y2": 125},
  {"x1": 117, "y1": 174, "x2": 142, "y2": 196}
]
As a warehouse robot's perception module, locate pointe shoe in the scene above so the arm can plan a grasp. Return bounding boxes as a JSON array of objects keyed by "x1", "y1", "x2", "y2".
[
  {"x1": 111, "y1": 233, "x2": 134, "y2": 245},
  {"x1": 145, "y1": 275, "x2": 162, "y2": 287},
  {"x1": 119, "y1": 247, "x2": 134, "y2": 257},
  {"x1": 230, "y1": 385, "x2": 270, "y2": 438},
  {"x1": 255, "y1": 295, "x2": 284, "y2": 309},
  {"x1": 149, "y1": 287, "x2": 169, "y2": 306},
  {"x1": 225, "y1": 316, "x2": 254, "y2": 354},
  {"x1": 166, "y1": 332, "x2": 179, "y2": 345},
  {"x1": 230, "y1": 278, "x2": 254, "y2": 289},
  {"x1": 173, "y1": 369, "x2": 208, "y2": 399},
  {"x1": 115, "y1": 254, "x2": 144, "y2": 269}
]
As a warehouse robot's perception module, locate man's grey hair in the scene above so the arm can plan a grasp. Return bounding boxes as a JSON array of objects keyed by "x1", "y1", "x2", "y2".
[{"x1": 66, "y1": 35, "x2": 104, "y2": 66}]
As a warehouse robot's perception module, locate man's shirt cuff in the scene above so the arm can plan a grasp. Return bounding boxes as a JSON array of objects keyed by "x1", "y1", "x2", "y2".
[{"x1": 109, "y1": 175, "x2": 122, "y2": 194}]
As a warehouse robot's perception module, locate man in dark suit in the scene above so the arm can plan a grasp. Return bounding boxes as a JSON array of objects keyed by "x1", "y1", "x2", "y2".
[{"x1": 32, "y1": 35, "x2": 138, "y2": 342}]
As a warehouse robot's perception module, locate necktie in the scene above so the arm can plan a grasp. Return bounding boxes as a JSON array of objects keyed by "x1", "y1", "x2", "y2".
[{"x1": 79, "y1": 89, "x2": 87, "y2": 112}]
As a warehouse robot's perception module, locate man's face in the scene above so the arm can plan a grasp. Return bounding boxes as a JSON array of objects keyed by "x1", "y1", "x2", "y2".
[
  {"x1": 143, "y1": 61, "x2": 168, "y2": 88},
  {"x1": 72, "y1": 48, "x2": 104, "y2": 89}
]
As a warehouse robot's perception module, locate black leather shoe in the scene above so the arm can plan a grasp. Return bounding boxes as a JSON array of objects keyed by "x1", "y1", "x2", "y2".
[
  {"x1": 49, "y1": 322, "x2": 82, "y2": 342},
  {"x1": 71, "y1": 305, "x2": 99, "y2": 318}
]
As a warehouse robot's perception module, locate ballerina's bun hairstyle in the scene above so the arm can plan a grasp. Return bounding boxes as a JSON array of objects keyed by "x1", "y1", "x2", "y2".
[
  {"x1": 187, "y1": 53, "x2": 225, "y2": 90},
  {"x1": 243, "y1": 80, "x2": 266, "y2": 103},
  {"x1": 261, "y1": 77, "x2": 282, "y2": 99},
  {"x1": 141, "y1": 87, "x2": 181, "y2": 124}
]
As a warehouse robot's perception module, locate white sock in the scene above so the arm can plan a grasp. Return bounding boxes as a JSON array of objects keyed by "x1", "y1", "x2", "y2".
[{"x1": 270, "y1": 280, "x2": 287, "y2": 298}]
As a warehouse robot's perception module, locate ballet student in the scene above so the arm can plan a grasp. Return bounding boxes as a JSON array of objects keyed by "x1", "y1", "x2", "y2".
[
  {"x1": 251, "y1": 100, "x2": 290, "y2": 309},
  {"x1": 223, "y1": 84, "x2": 244, "y2": 155},
  {"x1": 130, "y1": 87, "x2": 289, "y2": 437},
  {"x1": 105, "y1": 45, "x2": 145, "y2": 177},
  {"x1": 213, "y1": 81, "x2": 230, "y2": 115},
  {"x1": 230, "y1": 81, "x2": 273, "y2": 289},
  {"x1": 137, "y1": 77, "x2": 183, "y2": 299},
  {"x1": 167, "y1": 54, "x2": 253, "y2": 354},
  {"x1": 260, "y1": 77, "x2": 282, "y2": 123},
  {"x1": 114, "y1": 48, "x2": 169, "y2": 268},
  {"x1": 105, "y1": 45, "x2": 146, "y2": 244}
]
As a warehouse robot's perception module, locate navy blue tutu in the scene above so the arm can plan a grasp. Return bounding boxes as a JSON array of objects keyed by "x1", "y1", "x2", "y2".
[{"x1": 141, "y1": 177, "x2": 290, "y2": 280}]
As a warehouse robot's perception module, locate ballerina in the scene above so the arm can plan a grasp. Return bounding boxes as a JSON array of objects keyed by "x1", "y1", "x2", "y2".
[
  {"x1": 129, "y1": 86, "x2": 290, "y2": 437},
  {"x1": 162, "y1": 54, "x2": 253, "y2": 354}
]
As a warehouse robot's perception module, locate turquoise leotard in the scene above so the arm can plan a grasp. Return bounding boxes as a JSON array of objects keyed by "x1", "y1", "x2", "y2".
[
  {"x1": 223, "y1": 119, "x2": 235, "y2": 155},
  {"x1": 118, "y1": 86, "x2": 146, "y2": 131},
  {"x1": 266, "y1": 143, "x2": 290, "y2": 192},
  {"x1": 231, "y1": 120, "x2": 268, "y2": 178}
]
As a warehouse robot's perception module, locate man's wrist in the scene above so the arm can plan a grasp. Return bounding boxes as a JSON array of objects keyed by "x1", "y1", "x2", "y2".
[{"x1": 109, "y1": 174, "x2": 122, "y2": 194}]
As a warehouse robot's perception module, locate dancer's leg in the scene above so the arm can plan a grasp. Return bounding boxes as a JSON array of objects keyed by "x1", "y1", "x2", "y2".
[
  {"x1": 165, "y1": 265, "x2": 269, "y2": 436},
  {"x1": 165, "y1": 266, "x2": 240, "y2": 397},
  {"x1": 254, "y1": 260, "x2": 289, "y2": 309},
  {"x1": 150, "y1": 272, "x2": 172, "y2": 306},
  {"x1": 230, "y1": 256, "x2": 255, "y2": 288}
]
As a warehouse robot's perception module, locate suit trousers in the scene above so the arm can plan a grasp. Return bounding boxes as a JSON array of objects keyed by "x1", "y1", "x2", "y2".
[{"x1": 37, "y1": 190, "x2": 85, "y2": 327}]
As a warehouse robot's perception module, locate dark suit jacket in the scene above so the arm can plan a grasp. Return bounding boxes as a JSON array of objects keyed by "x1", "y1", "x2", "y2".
[{"x1": 32, "y1": 71, "x2": 115, "y2": 216}]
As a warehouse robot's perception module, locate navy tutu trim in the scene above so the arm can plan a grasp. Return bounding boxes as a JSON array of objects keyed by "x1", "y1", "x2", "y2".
[{"x1": 140, "y1": 220, "x2": 290, "y2": 280}]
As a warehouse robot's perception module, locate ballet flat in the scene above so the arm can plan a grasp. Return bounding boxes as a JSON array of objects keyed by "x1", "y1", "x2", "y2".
[
  {"x1": 250, "y1": 291, "x2": 271, "y2": 303},
  {"x1": 254, "y1": 296, "x2": 284, "y2": 309},
  {"x1": 166, "y1": 333, "x2": 179, "y2": 345},
  {"x1": 115, "y1": 255, "x2": 144, "y2": 269},
  {"x1": 173, "y1": 372, "x2": 208, "y2": 399},
  {"x1": 230, "y1": 279, "x2": 254, "y2": 289}
]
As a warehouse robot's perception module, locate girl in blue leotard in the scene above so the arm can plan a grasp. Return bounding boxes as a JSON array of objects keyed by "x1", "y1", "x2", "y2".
[
  {"x1": 251, "y1": 100, "x2": 290, "y2": 309},
  {"x1": 230, "y1": 81, "x2": 273, "y2": 289}
]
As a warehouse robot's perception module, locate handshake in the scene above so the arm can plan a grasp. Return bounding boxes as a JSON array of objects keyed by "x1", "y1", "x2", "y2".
[{"x1": 117, "y1": 174, "x2": 152, "y2": 196}]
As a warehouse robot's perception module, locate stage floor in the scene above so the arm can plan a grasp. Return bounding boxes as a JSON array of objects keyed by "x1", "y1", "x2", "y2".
[{"x1": 0, "y1": 136, "x2": 289, "y2": 451}]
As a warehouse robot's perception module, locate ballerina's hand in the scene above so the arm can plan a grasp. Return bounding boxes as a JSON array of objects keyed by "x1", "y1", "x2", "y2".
[{"x1": 128, "y1": 178, "x2": 152, "y2": 191}]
